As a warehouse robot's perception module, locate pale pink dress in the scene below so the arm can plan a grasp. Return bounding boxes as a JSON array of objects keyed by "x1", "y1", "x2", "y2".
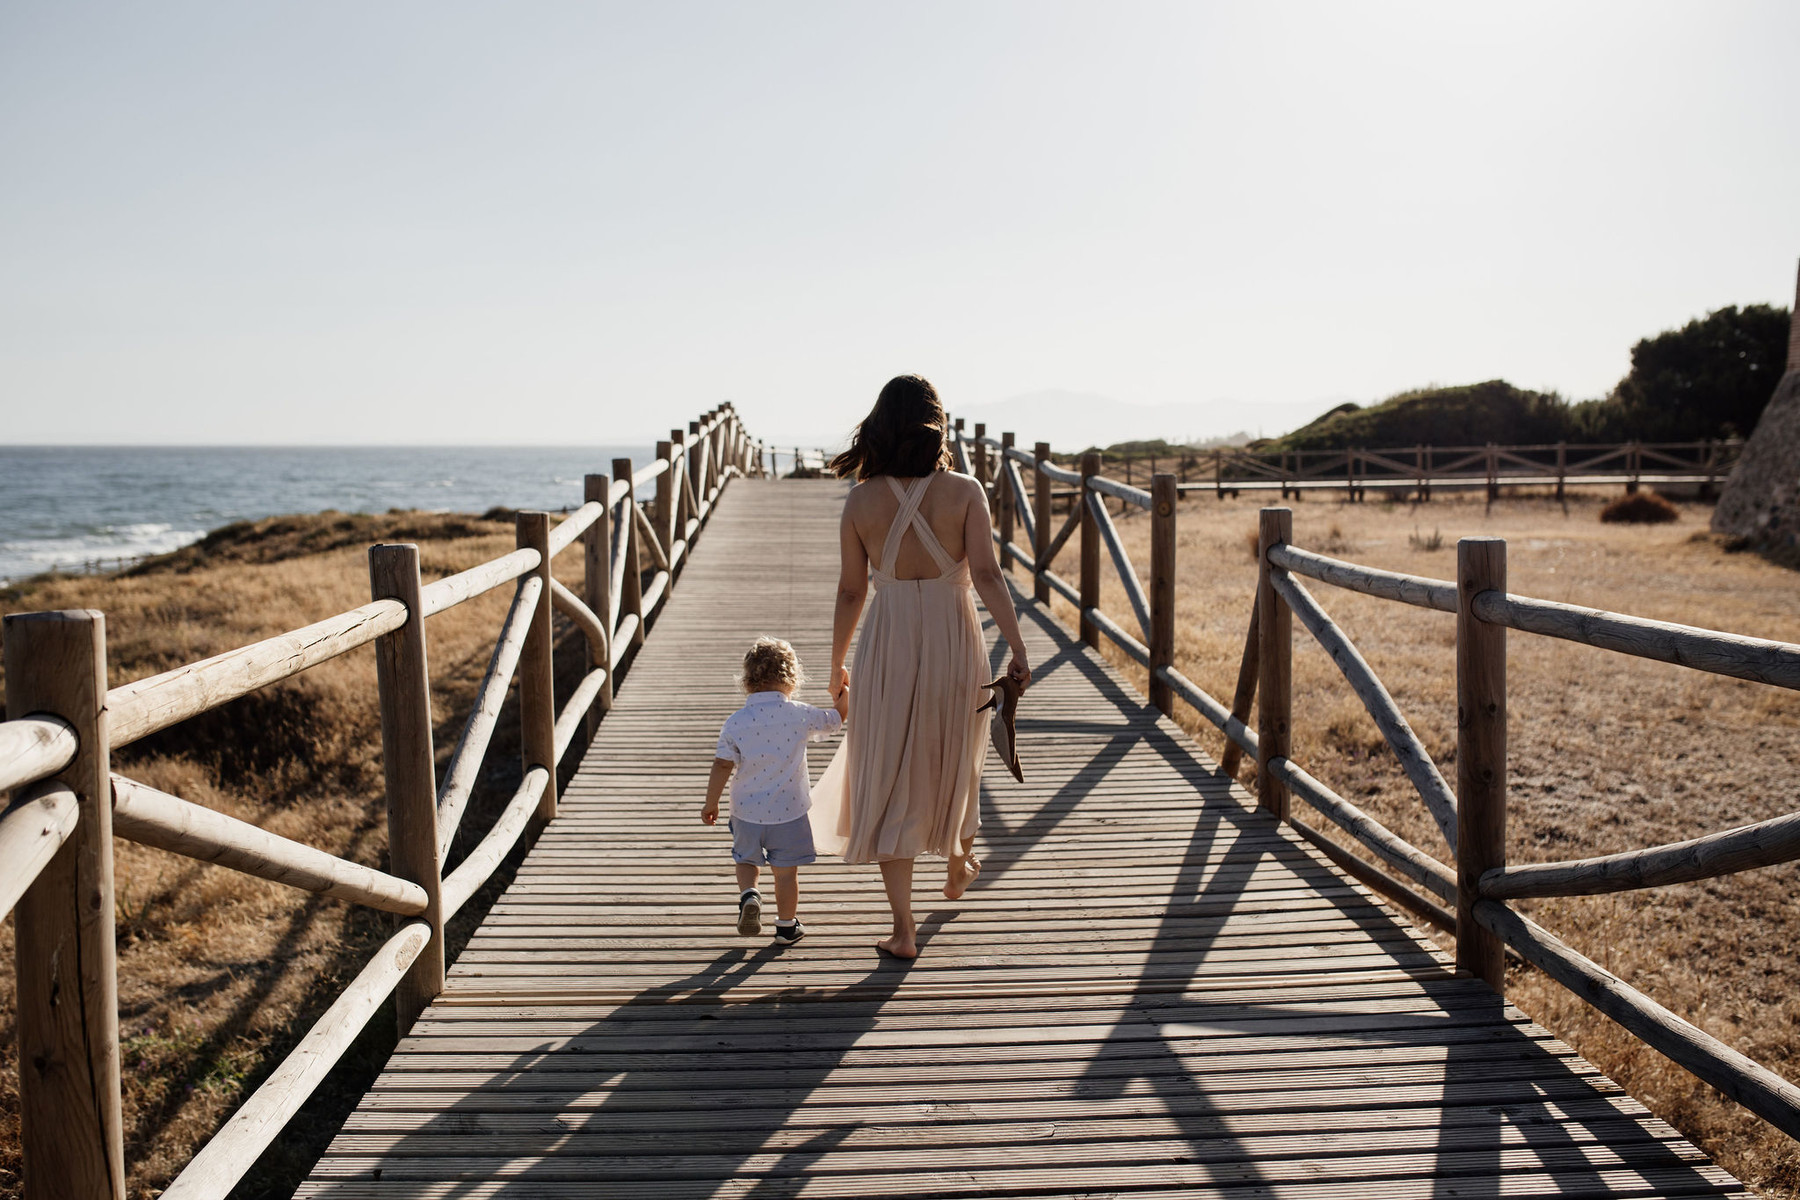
[{"x1": 810, "y1": 474, "x2": 989, "y2": 863}]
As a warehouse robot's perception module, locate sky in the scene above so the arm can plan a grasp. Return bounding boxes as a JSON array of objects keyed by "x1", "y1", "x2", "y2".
[{"x1": 2, "y1": 1, "x2": 1796, "y2": 449}]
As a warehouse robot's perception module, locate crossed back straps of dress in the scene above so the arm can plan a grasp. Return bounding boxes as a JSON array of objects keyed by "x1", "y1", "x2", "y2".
[{"x1": 879, "y1": 474, "x2": 960, "y2": 579}]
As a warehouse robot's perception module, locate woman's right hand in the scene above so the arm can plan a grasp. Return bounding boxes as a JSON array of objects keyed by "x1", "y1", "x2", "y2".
[{"x1": 1007, "y1": 651, "x2": 1031, "y2": 690}]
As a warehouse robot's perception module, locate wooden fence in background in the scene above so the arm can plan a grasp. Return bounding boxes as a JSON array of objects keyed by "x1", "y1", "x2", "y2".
[
  {"x1": 0, "y1": 404, "x2": 767, "y2": 1199},
  {"x1": 948, "y1": 415, "x2": 1800, "y2": 1143},
  {"x1": 982, "y1": 433, "x2": 1744, "y2": 503}
]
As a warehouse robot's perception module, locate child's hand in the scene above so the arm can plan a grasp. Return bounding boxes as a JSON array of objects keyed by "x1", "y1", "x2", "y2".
[
  {"x1": 700, "y1": 797, "x2": 719, "y2": 826},
  {"x1": 833, "y1": 680, "x2": 850, "y2": 722}
]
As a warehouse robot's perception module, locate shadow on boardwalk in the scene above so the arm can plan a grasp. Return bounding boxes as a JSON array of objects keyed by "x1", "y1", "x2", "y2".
[{"x1": 300, "y1": 575, "x2": 1730, "y2": 1197}]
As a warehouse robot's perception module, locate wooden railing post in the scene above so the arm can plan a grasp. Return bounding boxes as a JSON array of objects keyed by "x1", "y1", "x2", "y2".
[
  {"x1": 369, "y1": 545, "x2": 444, "y2": 1035},
  {"x1": 669, "y1": 432, "x2": 689, "y2": 533},
  {"x1": 1078, "y1": 451, "x2": 1102, "y2": 649},
  {"x1": 1032, "y1": 442, "x2": 1053, "y2": 604},
  {"x1": 1627, "y1": 441, "x2": 1641, "y2": 494},
  {"x1": 517, "y1": 512, "x2": 559, "y2": 823},
  {"x1": 1456, "y1": 536, "x2": 1507, "y2": 988},
  {"x1": 973, "y1": 423, "x2": 988, "y2": 503},
  {"x1": 1423, "y1": 445, "x2": 1433, "y2": 502},
  {"x1": 1485, "y1": 443, "x2": 1499, "y2": 504},
  {"x1": 1279, "y1": 451, "x2": 1290, "y2": 500},
  {"x1": 1555, "y1": 441, "x2": 1567, "y2": 503},
  {"x1": 1255, "y1": 508, "x2": 1293, "y2": 820},
  {"x1": 654, "y1": 440, "x2": 676, "y2": 566},
  {"x1": 1149, "y1": 473, "x2": 1177, "y2": 716},
  {"x1": 707, "y1": 414, "x2": 724, "y2": 497},
  {"x1": 998, "y1": 432, "x2": 1016, "y2": 570},
  {"x1": 584, "y1": 474, "x2": 614, "y2": 724},
  {"x1": 612, "y1": 458, "x2": 647, "y2": 652},
  {"x1": 689, "y1": 420, "x2": 708, "y2": 502},
  {"x1": 4, "y1": 609, "x2": 125, "y2": 1199}
]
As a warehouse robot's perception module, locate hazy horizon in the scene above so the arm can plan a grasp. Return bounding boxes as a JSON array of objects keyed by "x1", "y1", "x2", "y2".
[{"x1": 4, "y1": 2, "x2": 1796, "y2": 449}]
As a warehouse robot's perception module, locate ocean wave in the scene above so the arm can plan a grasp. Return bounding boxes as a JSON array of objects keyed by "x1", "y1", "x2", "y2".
[{"x1": 1, "y1": 524, "x2": 207, "y2": 584}]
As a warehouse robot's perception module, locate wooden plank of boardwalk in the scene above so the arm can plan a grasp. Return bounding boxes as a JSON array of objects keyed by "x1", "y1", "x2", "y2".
[{"x1": 300, "y1": 479, "x2": 1748, "y2": 1199}]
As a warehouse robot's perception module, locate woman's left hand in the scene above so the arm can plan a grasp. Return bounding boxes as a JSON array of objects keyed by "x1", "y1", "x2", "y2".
[{"x1": 832, "y1": 664, "x2": 850, "y2": 700}]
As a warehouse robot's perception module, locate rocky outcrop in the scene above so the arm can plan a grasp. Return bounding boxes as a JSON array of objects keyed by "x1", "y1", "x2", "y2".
[{"x1": 1712, "y1": 261, "x2": 1800, "y2": 550}]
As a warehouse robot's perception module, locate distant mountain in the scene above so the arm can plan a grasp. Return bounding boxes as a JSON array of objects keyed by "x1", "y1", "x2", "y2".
[{"x1": 941, "y1": 390, "x2": 1323, "y2": 453}]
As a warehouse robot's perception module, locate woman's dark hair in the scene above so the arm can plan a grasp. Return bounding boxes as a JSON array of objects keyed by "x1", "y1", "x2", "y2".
[{"x1": 828, "y1": 375, "x2": 953, "y2": 480}]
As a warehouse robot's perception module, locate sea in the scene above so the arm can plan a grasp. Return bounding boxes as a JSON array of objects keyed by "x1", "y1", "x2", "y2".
[{"x1": 0, "y1": 445, "x2": 661, "y2": 585}]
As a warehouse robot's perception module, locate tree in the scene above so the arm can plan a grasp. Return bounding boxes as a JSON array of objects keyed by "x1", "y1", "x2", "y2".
[{"x1": 1579, "y1": 304, "x2": 1791, "y2": 442}]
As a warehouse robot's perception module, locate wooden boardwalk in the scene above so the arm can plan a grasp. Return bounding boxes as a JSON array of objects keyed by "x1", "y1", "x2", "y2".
[{"x1": 300, "y1": 479, "x2": 1747, "y2": 1198}]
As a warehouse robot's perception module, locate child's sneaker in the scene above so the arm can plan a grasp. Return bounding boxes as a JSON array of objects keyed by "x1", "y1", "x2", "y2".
[
  {"x1": 737, "y1": 889, "x2": 762, "y2": 935},
  {"x1": 773, "y1": 919, "x2": 806, "y2": 945}
]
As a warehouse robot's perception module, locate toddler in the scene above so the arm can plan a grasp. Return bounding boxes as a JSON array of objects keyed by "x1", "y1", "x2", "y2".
[{"x1": 701, "y1": 636, "x2": 848, "y2": 944}]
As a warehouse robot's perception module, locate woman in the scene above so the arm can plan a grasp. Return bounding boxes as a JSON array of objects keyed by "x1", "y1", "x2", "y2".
[{"x1": 809, "y1": 375, "x2": 1032, "y2": 959}]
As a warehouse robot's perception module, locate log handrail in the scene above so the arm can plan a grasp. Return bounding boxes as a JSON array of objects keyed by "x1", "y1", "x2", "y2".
[
  {"x1": 0, "y1": 781, "x2": 79, "y2": 921},
  {"x1": 546, "y1": 500, "x2": 604, "y2": 559},
  {"x1": 1004, "y1": 459, "x2": 1037, "y2": 550},
  {"x1": 108, "y1": 599, "x2": 409, "y2": 749},
  {"x1": 1268, "y1": 544, "x2": 1457, "y2": 613},
  {"x1": 419, "y1": 547, "x2": 540, "y2": 617},
  {"x1": 0, "y1": 713, "x2": 79, "y2": 795},
  {"x1": 1088, "y1": 474, "x2": 1152, "y2": 510},
  {"x1": 1472, "y1": 590, "x2": 1800, "y2": 690},
  {"x1": 1288, "y1": 814, "x2": 1455, "y2": 933},
  {"x1": 1038, "y1": 503, "x2": 1082, "y2": 570},
  {"x1": 1086, "y1": 492, "x2": 1153, "y2": 643},
  {"x1": 633, "y1": 500, "x2": 671, "y2": 572},
  {"x1": 110, "y1": 775, "x2": 428, "y2": 916},
  {"x1": 1481, "y1": 809, "x2": 1800, "y2": 899},
  {"x1": 1270, "y1": 756, "x2": 1457, "y2": 902},
  {"x1": 1153, "y1": 664, "x2": 1256, "y2": 757},
  {"x1": 441, "y1": 766, "x2": 550, "y2": 921},
  {"x1": 549, "y1": 577, "x2": 609, "y2": 660},
  {"x1": 1269, "y1": 566, "x2": 1458, "y2": 850},
  {"x1": 435, "y1": 575, "x2": 542, "y2": 857},
  {"x1": 553, "y1": 669, "x2": 609, "y2": 763}
]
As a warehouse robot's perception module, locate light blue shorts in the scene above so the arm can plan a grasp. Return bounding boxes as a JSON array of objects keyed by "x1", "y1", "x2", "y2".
[{"x1": 729, "y1": 814, "x2": 817, "y2": 867}]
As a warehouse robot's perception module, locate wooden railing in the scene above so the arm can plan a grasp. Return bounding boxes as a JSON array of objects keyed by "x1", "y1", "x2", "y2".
[
  {"x1": 1060, "y1": 436, "x2": 1744, "y2": 502},
  {"x1": 950, "y1": 416, "x2": 1800, "y2": 1143},
  {"x1": 0, "y1": 403, "x2": 767, "y2": 1199}
]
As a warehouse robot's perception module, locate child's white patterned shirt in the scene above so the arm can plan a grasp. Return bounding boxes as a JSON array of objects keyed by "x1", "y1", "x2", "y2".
[{"x1": 714, "y1": 691, "x2": 842, "y2": 824}]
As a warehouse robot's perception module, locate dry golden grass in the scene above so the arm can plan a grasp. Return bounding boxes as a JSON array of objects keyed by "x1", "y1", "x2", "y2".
[
  {"x1": 0, "y1": 510, "x2": 595, "y2": 1199},
  {"x1": 1043, "y1": 486, "x2": 1800, "y2": 1197}
]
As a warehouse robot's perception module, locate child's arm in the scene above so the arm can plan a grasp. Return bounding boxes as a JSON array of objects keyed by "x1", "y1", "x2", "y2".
[
  {"x1": 700, "y1": 758, "x2": 733, "y2": 825},
  {"x1": 802, "y1": 699, "x2": 846, "y2": 741}
]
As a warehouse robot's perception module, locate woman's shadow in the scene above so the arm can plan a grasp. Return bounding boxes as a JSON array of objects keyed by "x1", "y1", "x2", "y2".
[{"x1": 303, "y1": 917, "x2": 948, "y2": 1196}]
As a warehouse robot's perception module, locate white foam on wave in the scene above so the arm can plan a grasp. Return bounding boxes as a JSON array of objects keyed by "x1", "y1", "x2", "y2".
[{"x1": 1, "y1": 523, "x2": 208, "y2": 584}]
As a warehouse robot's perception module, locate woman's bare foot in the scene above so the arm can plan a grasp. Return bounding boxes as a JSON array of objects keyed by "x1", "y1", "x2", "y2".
[
  {"x1": 876, "y1": 923, "x2": 918, "y2": 959},
  {"x1": 943, "y1": 855, "x2": 982, "y2": 900}
]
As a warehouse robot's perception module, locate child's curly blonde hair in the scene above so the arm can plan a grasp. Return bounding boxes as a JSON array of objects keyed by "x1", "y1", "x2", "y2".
[{"x1": 740, "y1": 636, "x2": 805, "y2": 693}]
